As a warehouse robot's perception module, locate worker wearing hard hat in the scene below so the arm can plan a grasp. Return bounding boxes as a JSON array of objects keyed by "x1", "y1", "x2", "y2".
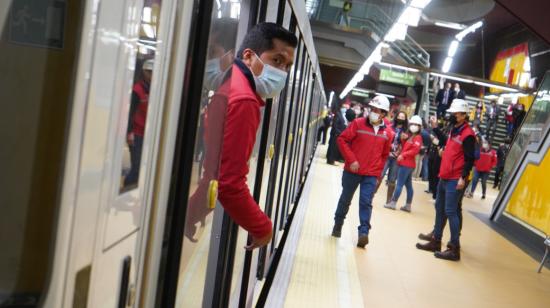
[
  {"x1": 416, "y1": 99, "x2": 475, "y2": 261},
  {"x1": 332, "y1": 95, "x2": 395, "y2": 249}
]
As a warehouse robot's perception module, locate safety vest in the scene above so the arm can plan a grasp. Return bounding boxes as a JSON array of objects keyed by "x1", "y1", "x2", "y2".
[{"x1": 439, "y1": 123, "x2": 475, "y2": 180}]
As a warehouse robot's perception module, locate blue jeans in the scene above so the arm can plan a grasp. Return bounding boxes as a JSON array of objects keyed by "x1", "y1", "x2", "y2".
[
  {"x1": 125, "y1": 135, "x2": 143, "y2": 186},
  {"x1": 382, "y1": 157, "x2": 398, "y2": 183},
  {"x1": 334, "y1": 171, "x2": 377, "y2": 236},
  {"x1": 421, "y1": 155, "x2": 429, "y2": 180},
  {"x1": 433, "y1": 179, "x2": 461, "y2": 246},
  {"x1": 471, "y1": 169, "x2": 489, "y2": 196},
  {"x1": 392, "y1": 166, "x2": 414, "y2": 204},
  {"x1": 507, "y1": 122, "x2": 514, "y2": 136}
]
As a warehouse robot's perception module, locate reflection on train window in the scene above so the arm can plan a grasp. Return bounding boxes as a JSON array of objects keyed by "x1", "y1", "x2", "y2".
[
  {"x1": 0, "y1": 0, "x2": 85, "y2": 306},
  {"x1": 120, "y1": 0, "x2": 162, "y2": 193},
  {"x1": 174, "y1": 1, "x2": 242, "y2": 306}
]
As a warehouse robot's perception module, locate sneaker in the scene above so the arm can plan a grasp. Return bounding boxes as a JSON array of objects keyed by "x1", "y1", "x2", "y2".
[
  {"x1": 400, "y1": 204, "x2": 411, "y2": 212},
  {"x1": 384, "y1": 201, "x2": 396, "y2": 210},
  {"x1": 332, "y1": 224, "x2": 342, "y2": 238},
  {"x1": 481, "y1": 195, "x2": 486, "y2": 199},
  {"x1": 465, "y1": 192, "x2": 473, "y2": 198},
  {"x1": 357, "y1": 234, "x2": 369, "y2": 248}
]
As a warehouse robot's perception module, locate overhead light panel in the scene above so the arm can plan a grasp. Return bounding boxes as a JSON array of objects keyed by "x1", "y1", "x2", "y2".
[
  {"x1": 448, "y1": 40, "x2": 459, "y2": 57},
  {"x1": 434, "y1": 21, "x2": 465, "y2": 30},
  {"x1": 474, "y1": 81, "x2": 519, "y2": 92},
  {"x1": 456, "y1": 21, "x2": 483, "y2": 41},
  {"x1": 375, "y1": 92, "x2": 395, "y2": 98},
  {"x1": 430, "y1": 72, "x2": 473, "y2": 83},
  {"x1": 442, "y1": 57, "x2": 453, "y2": 73},
  {"x1": 385, "y1": 23, "x2": 408, "y2": 42}
]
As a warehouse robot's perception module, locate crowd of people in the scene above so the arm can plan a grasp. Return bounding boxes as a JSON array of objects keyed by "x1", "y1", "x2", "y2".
[{"x1": 320, "y1": 86, "x2": 516, "y2": 262}]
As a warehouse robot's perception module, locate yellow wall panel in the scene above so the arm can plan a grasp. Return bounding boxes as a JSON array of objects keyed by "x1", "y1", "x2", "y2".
[{"x1": 505, "y1": 148, "x2": 550, "y2": 235}]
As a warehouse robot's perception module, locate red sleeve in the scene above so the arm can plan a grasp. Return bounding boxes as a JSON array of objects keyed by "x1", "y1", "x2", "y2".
[
  {"x1": 337, "y1": 120, "x2": 359, "y2": 164},
  {"x1": 492, "y1": 150, "x2": 497, "y2": 168},
  {"x1": 382, "y1": 131, "x2": 392, "y2": 166},
  {"x1": 401, "y1": 135, "x2": 422, "y2": 159},
  {"x1": 217, "y1": 99, "x2": 272, "y2": 238}
]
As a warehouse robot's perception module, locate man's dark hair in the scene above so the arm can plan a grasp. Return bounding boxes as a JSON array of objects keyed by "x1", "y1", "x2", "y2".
[{"x1": 237, "y1": 22, "x2": 298, "y2": 59}]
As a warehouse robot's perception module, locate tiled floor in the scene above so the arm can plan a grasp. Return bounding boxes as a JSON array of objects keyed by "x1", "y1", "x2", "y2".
[{"x1": 284, "y1": 146, "x2": 550, "y2": 308}]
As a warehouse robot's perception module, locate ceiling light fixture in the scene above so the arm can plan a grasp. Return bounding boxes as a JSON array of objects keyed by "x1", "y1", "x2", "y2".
[
  {"x1": 474, "y1": 81, "x2": 519, "y2": 92},
  {"x1": 430, "y1": 72, "x2": 473, "y2": 83}
]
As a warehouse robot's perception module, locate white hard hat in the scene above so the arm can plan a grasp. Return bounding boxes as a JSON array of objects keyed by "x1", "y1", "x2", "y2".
[
  {"x1": 409, "y1": 115, "x2": 423, "y2": 126},
  {"x1": 142, "y1": 59, "x2": 154, "y2": 71},
  {"x1": 369, "y1": 95, "x2": 390, "y2": 112},
  {"x1": 446, "y1": 99, "x2": 469, "y2": 113}
]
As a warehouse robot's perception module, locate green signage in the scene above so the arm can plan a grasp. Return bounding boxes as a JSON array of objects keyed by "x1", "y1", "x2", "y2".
[{"x1": 380, "y1": 69, "x2": 416, "y2": 86}]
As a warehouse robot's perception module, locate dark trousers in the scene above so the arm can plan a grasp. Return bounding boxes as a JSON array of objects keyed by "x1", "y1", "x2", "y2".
[
  {"x1": 428, "y1": 155, "x2": 441, "y2": 200},
  {"x1": 471, "y1": 170, "x2": 490, "y2": 196},
  {"x1": 334, "y1": 171, "x2": 378, "y2": 236},
  {"x1": 493, "y1": 166, "x2": 504, "y2": 188},
  {"x1": 434, "y1": 179, "x2": 462, "y2": 246},
  {"x1": 327, "y1": 133, "x2": 342, "y2": 163},
  {"x1": 125, "y1": 135, "x2": 144, "y2": 186},
  {"x1": 317, "y1": 125, "x2": 329, "y2": 144}
]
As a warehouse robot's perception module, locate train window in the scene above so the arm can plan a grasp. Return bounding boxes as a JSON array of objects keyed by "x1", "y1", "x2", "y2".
[
  {"x1": 119, "y1": 1, "x2": 163, "y2": 193},
  {"x1": 0, "y1": 0, "x2": 85, "y2": 306},
  {"x1": 173, "y1": 1, "x2": 242, "y2": 306}
]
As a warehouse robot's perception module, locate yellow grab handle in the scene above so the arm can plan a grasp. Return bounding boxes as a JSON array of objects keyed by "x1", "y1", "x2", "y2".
[
  {"x1": 289, "y1": 133, "x2": 293, "y2": 143},
  {"x1": 207, "y1": 180, "x2": 218, "y2": 209},
  {"x1": 268, "y1": 144, "x2": 275, "y2": 159},
  {"x1": 299, "y1": 128, "x2": 303, "y2": 136}
]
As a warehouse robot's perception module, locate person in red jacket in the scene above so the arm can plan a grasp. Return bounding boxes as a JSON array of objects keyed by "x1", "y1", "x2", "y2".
[
  {"x1": 186, "y1": 23, "x2": 297, "y2": 250},
  {"x1": 416, "y1": 99, "x2": 475, "y2": 261},
  {"x1": 331, "y1": 96, "x2": 394, "y2": 248},
  {"x1": 124, "y1": 59, "x2": 154, "y2": 188},
  {"x1": 384, "y1": 115, "x2": 423, "y2": 212},
  {"x1": 467, "y1": 140, "x2": 497, "y2": 199}
]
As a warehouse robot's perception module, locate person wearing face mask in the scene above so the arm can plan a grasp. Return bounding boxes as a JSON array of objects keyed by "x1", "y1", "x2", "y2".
[
  {"x1": 327, "y1": 102, "x2": 349, "y2": 164},
  {"x1": 377, "y1": 111, "x2": 408, "y2": 205},
  {"x1": 416, "y1": 99, "x2": 475, "y2": 261},
  {"x1": 466, "y1": 140, "x2": 497, "y2": 199},
  {"x1": 331, "y1": 96, "x2": 394, "y2": 248},
  {"x1": 452, "y1": 83, "x2": 465, "y2": 101},
  {"x1": 435, "y1": 82, "x2": 454, "y2": 118},
  {"x1": 384, "y1": 115, "x2": 423, "y2": 212},
  {"x1": 186, "y1": 23, "x2": 297, "y2": 249}
]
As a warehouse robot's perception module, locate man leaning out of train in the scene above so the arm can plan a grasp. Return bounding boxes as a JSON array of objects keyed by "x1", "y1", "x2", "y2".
[
  {"x1": 216, "y1": 23, "x2": 297, "y2": 250},
  {"x1": 331, "y1": 95, "x2": 394, "y2": 248}
]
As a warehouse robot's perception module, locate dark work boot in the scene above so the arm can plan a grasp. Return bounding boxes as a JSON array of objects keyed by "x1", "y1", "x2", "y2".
[
  {"x1": 418, "y1": 230, "x2": 434, "y2": 241},
  {"x1": 357, "y1": 234, "x2": 369, "y2": 248},
  {"x1": 435, "y1": 243, "x2": 460, "y2": 261},
  {"x1": 416, "y1": 238, "x2": 441, "y2": 252},
  {"x1": 332, "y1": 224, "x2": 343, "y2": 238}
]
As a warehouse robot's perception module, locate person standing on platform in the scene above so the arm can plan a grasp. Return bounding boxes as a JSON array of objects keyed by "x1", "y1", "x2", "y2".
[
  {"x1": 377, "y1": 111, "x2": 408, "y2": 202},
  {"x1": 493, "y1": 142, "x2": 509, "y2": 189},
  {"x1": 327, "y1": 102, "x2": 349, "y2": 165},
  {"x1": 435, "y1": 82, "x2": 454, "y2": 118},
  {"x1": 466, "y1": 140, "x2": 497, "y2": 199},
  {"x1": 416, "y1": 99, "x2": 475, "y2": 261},
  {"x1": 485, "y1": 99, "x2": 500, "y2": 142},
  {"x1": 331, "y1": 96, "x2": 394, "y2": 248},
  {"x1": 453, "y1": 83, "x2": 466, "y2": 100},
  {"x1": 318, "y1": 108, "x2": 331, "y2": 145},
  {"x1": 384, "y1": 115, "x2": 423, "y2": 212}
]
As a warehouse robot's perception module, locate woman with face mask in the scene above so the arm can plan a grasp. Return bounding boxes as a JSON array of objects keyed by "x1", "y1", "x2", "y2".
[
  {"x1": 327, "y1": 103, "x2": 349, "y2": 164},
  {"x1": 384, "y1": 115, "x2": 423, "y2": 212},
  {"x1": 466, "y1": 140, "x2": 497, "y2": 199},
  {"x1": 378, "y1": 111, "x2": 408, "y2": 204}
]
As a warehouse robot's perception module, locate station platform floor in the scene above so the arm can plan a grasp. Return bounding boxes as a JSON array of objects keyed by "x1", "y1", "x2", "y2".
[{"x1": 282, "y1": 145, "x2": 550, "y2": 308}]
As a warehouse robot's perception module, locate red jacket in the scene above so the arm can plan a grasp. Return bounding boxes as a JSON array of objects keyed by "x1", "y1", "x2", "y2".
[
  {"x1": 475, "y1": 149, "x2": 497, "y2": 172},
  {"x1": 337, "y1": 118, "x2": 394, "y2": 177},
  {"x1": 186, "y1": 61, "x2": 271, "y2": 240},
  {"x1": 216, "y1": 62, "x2": 272, "y2": 239},
  {"x1": 398, "y1": 134, "x2": 422, "y2": 168},
  {"x1": 439, "y1": 123, "x2": 475, "y2": 180},
  {"x1": 132, "y1": 80, "x2": 149, "y2": 136}
]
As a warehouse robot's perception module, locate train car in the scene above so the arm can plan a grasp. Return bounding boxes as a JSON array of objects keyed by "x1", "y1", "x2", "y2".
[{"x1": 1, "y1": 0, "x2": 325, "y2": 307}]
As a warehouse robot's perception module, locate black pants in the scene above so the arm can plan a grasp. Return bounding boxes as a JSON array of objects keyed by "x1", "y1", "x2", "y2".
[
  {"x1": 327, "y1": 133, "x2": 342, "y2": 163},
  {"x1": 317, "y1": 125, "x2": 329, "y2": 144},
  {"x1": 428, "y1": 155, "x2": 441, "y2": 200},
  {"x1": 494, "y1": 166, "x2": 504, "y2": 188}
]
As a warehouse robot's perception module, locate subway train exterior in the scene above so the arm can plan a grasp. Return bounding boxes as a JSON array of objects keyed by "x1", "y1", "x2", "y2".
[{"x1": 1, "y1": 0, "x2": 326, "y2": 307}]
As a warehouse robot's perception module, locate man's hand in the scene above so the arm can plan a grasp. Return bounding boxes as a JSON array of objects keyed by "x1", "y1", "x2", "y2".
[
  {"x1": 400, "y1": 132, "x2": 409, "y2": 140},
  {"x1": 350, "y1": 161, "x2": 360, "y2": 172},
  {"x1": 397, "y1": 155, "x2": 404, "y2": 162},
  {"x1": 456, "y1": 177, "x2": 466, "y2": 190},
  {"x1": 127, "y1": 133, "x2": 134, "y2": 146},
  {"x1": 245, "y1": 229, "x2": 273, "y2": 250}
]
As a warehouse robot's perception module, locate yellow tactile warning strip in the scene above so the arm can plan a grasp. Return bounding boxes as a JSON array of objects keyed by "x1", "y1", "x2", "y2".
[{"x1": 284, "y1": 145, "x2": 550, "y2": 308}]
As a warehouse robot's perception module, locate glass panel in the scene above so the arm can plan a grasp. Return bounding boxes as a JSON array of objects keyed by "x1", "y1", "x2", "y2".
[
  {"x1": 119, "y1": 0, "x2": 163, "y2": 193},
  {"x1": 502, "y1": 73, "x2": 550, "y2": 185},
  {"x1": 174, "y1": 1, "x2": 242, "y2": 306},
  {"x1": 0, "y1": 0, "x2": 85, "y2": 306}
]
